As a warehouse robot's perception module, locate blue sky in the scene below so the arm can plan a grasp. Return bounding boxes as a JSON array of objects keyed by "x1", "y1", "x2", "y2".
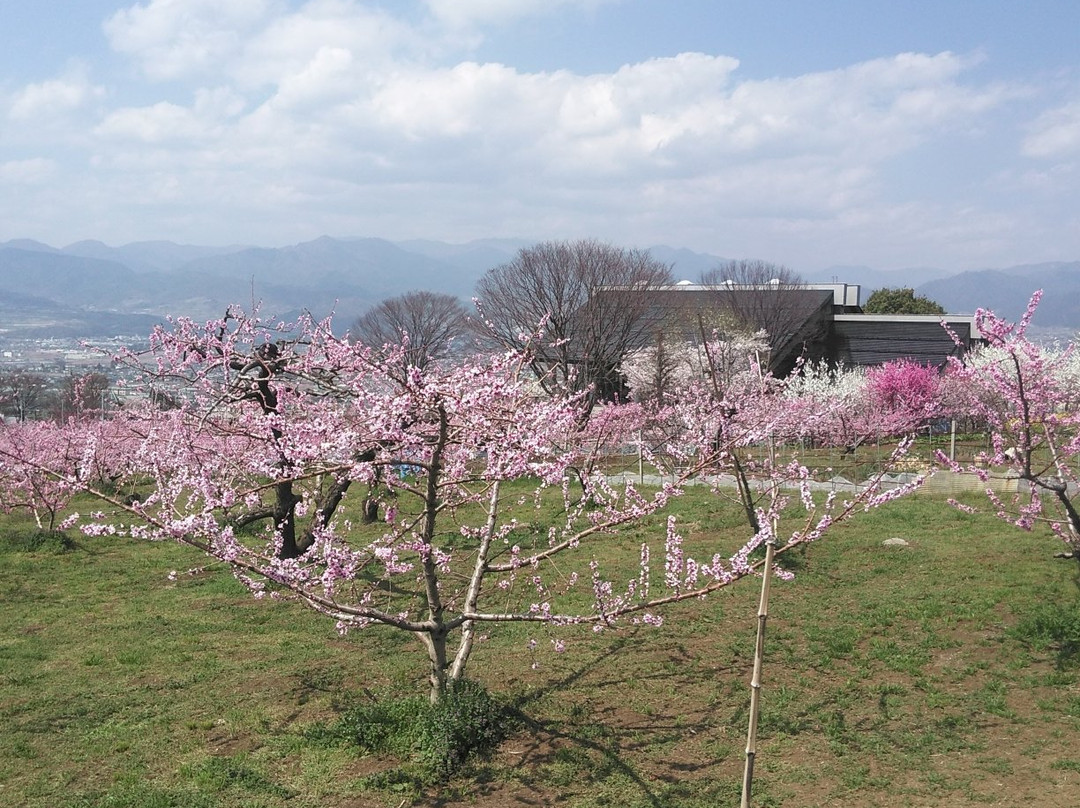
[{"x1": 2, "y1": 0, "x2": 1079, "y2": 273}]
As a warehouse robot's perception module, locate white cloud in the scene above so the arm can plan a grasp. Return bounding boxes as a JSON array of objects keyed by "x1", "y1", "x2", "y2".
[
  {"x1": 0, "y1": 158, "x2": 58, "y2": 184},
  {"x1": 7, "y1": 0, "x2": 1053, "y2": 267},
  {"x1": 72, "y1": 41, "x2": 1016, "y2": 253},
  {"x1": 1022, "y1": 100, "x2": 1080, "y2": 158},
  {"x1": 423, "y1": 0, "x2": 618, "y2": 29},
  {"x1": 344, "y1": 50, "x2": 1009, "y2": 193},
  {"x1": 7, "y1": 68, "x2": 104, "y2": 121},
  {"x1": 233, "y1": 1, "x2": 422, "y2": 90},
  {"x1": 266, "y1": 46, "x2": 356, "y2": 109},
  {"x1": 97, "y1": 3, "x2": 1006, "y2": 195},
  {"x1": 368, "y1": 61, "x2": 544, "y2": 139},
  {"x1": 106, "y1": 0, "x2": 429, "y2": 88},
  {"x1": 96, "y1": 101, "x2": 210, "y2": 143},
  {"x1": 104, "y1": 0, "x2": 279, "y2": 80}
]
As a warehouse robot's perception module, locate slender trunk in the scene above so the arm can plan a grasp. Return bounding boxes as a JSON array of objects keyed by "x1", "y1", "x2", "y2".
[
  {"x1": 733, "y1": 453, "x2": 761, "y2": 535},
  {"x1": 251, "y1": 376, "x2": 303, "y2": 562},
  {"x1": 418, "y1": 630, "x2": 449, "y2": 705},
  {"x1": 741, "y1": 529, "x2": 777, "y2": 808},
  {"x1": 361, "y1": 464, "x2": 383, "y2": 524},
  {"x1": 449, "y1": 481, "x2": 501, "y2": 682},
  {"x1": 1047, "y1": 485, "x2": 1080, "y2": 561},
  {"x1": 419, "y1": 404, "x2": 449, "y2": 701},
  {"x1": 298, "y1": 474, "x2": 353, "y2": 553},
  {"x1": 361, "y1": 496, "x2": 379, "y2": 523}
]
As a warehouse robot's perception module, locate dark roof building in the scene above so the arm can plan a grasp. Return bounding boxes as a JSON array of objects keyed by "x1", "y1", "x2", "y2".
[
  {"x1": 597, "y1": 281, "x2": 981, "y2": 377},
  {"x1": 831, "y1": 313, "x2": 980, "y2": 368}
]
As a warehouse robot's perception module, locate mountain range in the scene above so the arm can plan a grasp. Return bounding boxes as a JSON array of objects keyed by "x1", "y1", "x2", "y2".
[{"x1": 0, "y1": 236, "x2": 1071, "y2": 339}]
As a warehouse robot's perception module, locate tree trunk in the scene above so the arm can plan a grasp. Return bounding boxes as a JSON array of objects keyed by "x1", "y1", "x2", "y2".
[
  {"x1": 732, "y1": 453, "x2": 761, "y2": 535},
  {"x1": 419, "y1": 405, "x2": 450, "y2": 703},
  {"x1": 449, "y1": 482, "x2": 502, "y2": 683},
  {"x1": 361, "y1": 496, "x2": 379, "y2": 523},
  {"x1": 419, "y1": 630, "x2": 450, "y2": 704},
  {"x1": 274, "y1": 480, "x2": 300, "y2": 559}
]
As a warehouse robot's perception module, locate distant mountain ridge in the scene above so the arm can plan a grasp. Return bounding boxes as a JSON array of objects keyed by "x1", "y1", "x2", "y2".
[
  {"x1": 917, "y1": 262, "x2": 1080, "y2": 326},
  {"x1": 0, "y1": 236, "x2": 527, "y2": 338},
  {"x1": 0, "y1": 236, "x2": 1074, "y2": 338},
  {"x1": 807, "y1": 261, "x2": 1071, "y2": 325}
]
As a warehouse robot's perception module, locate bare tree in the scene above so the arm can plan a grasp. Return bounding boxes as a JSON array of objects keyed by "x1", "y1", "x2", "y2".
[
  {"x1": 351, "y1": 291, "x2": 471, "y2": 373},
  {"x1": 53, "y1": 372, "x2": 111, "y2": 422},
  {"x1": 474, "y1": 240, "x2": 673, "y2": 403},
  {"x1": 0, "y1": 372, "x2": 48, "y2": 422},
  {"x1": 700, "y1": 260, "x2": 827, "y2": 375}
]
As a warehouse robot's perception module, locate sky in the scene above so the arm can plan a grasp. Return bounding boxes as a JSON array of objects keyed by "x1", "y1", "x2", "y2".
[{"x1": 2, "y1": 0, "x2": 1079, "y2": 273}]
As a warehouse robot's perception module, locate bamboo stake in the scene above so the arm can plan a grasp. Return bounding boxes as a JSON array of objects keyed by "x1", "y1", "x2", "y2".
[{"x1": 740, "y1": 528, "x2": 777, "y2": 808}]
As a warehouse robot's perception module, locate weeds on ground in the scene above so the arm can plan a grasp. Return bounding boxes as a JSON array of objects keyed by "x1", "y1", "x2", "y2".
[{"x1": 308, "y1": 678, "x2": 510, "y2": 790}]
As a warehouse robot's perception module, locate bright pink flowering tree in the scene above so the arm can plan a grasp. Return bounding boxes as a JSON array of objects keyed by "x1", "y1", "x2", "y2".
[
  {"x1": 781, "y1": 358, "x2": 944, "y2": 455},
  {"x1": 0, "y1": 308, "x2": 930, "y2": 703},
  {"x1": 866, "y1": 358, "x2": 941, "y2": 418},
  {"x1": 939, "y1": 291, "x2": 1080, "y2": 559}
]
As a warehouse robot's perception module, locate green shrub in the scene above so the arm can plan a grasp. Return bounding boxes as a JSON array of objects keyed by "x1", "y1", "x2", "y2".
[
  {"x1": 415, "y1": 678, "x2": 508, "y2": 778},
  {"x1": 184, "y1": 754, "x2": 295, "y2": 798},
  {"x1": 318, "y1": 679, "x2": 509, "y2": 783}
]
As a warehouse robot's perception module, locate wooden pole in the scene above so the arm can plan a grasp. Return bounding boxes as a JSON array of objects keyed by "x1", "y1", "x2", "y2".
[
  {"x1": 740, "y1": 529, "x2": 777, "y2": 808},
  {"x1": 638, "y1": 429, "x2": 644, "y2": 486}
]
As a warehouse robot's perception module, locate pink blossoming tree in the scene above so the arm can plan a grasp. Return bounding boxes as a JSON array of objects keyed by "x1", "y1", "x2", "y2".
[
  {"x1": 0, "y1": 308, "x2": 930, "y2": 705},
  {"x1": 939, "y1": 291, "x2": 1080, "y2": 560}
]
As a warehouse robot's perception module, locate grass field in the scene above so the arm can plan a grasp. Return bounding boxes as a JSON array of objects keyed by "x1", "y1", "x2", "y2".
[{"x1": 2, "y1": 488, "x2": 1080, "y2": 807}]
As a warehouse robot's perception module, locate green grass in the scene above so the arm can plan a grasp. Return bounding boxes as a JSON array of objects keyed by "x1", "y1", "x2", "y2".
[{"x1": 2, "y1": 489, "x2": 1079, "y2": 807}]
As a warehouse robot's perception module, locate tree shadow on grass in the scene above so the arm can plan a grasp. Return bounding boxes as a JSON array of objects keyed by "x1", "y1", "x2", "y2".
[
  {"x1": 443, "y1": 631, "x2": 744, "y2": 808},
  {"x1": 1010, "y1": 594, "x2": 1080, "y2": 669}
]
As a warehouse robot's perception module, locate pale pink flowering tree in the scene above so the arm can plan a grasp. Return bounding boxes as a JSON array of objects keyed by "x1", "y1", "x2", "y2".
[
  {"x1": 621, "y1": 328, "x2": 770, "y2": 405},
  {"x1": 0, "y1": 309, "x2": 931, "y2": 704},
  {"x1": 0, "y1": 413, "x2": 139, "y2": 531},
  {"x1": 939, "y1": 291, "x2": 1080, "y2": 559},
  {"x1": 0, "y1": 422, "x2": 84, "y2": 531}
]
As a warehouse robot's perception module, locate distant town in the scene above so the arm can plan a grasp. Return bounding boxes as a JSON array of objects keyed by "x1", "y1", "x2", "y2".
[{"x1": 0, "y1": 334, "x2": 150, "y2": 422}]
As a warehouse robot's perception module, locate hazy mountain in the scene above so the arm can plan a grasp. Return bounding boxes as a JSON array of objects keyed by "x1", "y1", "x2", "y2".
[
  {"x1": 0, "y1": 236, "x2": 509, "y2": 335},
  {"x1": 0, "y1": 248, "x2": 139, "y2": 309},
  {"x1": 0, "y1": 284, "x2": 162, "y2": 339},
  {"x1": 918, "y1": 263, "x2": 1080, "y2": 326},
  {"x1": 180, "y1": 236, "x2": 478, "y2": 297},
  {"x1": 0, "y1": 236, "x2": 1076, "y2": 338},
  {"x1": 1, "y1": 239, "x2": 60, "y2": 254},
  {"x1": 807, "y1": 265, "x2": 955, "y2": 292},
  {"x1": 394, "y1": 237, "x2": 527, "y2": 276},
  {"x1": 658, "y1": 254, "x2": 951, "y2": 292},
  {"x1": 61, "y1": 240, "x2": 247, "y2": 273},
  {"x1": 647, "y1": 245, "x2": 729, "y2": 280}
]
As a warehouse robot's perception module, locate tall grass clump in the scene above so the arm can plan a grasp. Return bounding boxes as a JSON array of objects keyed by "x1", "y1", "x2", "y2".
[
  {"x1": 316, "y1": 679, "x2": 509, "y2": 783},
  {"x1": 0, "y1": 528, "x2": 75, "y2": 554}
]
